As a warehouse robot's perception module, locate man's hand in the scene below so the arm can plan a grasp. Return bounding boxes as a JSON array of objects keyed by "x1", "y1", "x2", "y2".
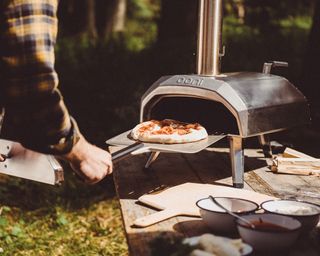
[{"x1": 60, "y1": 135, "x2": 113, "y2": 184}]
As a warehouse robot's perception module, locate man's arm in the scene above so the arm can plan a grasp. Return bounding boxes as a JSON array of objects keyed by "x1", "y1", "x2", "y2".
[
  {"x1": 0, "y1": 0, "x2": 72, "y2": 151},
  {"x1": 0, "y1": 0, "x2": 112, "y2": 183}
]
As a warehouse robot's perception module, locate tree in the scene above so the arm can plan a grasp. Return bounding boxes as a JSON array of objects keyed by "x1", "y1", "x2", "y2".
[
  {"x1": 227, "y1": 0, "x2": 245, "y2": 23},
  {"x1": 85, "y1": 0, "x2": 98, "y2": 40},
  {"x1": 103, "y1": 0, "x2": 127, "y2": 38},
  {"x1": 301, "y1": 0, "x2": 320, "y2": 124},
  {"x1": 58, "y1": 0, "x2": 127, "y2": 40}
]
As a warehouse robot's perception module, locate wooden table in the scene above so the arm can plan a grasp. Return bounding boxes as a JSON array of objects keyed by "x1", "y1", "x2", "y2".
[{"x1": 111, "y1": 146, "x2": 320, "y2": 256}]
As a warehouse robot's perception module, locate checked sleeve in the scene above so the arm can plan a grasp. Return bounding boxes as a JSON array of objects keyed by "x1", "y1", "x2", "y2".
[{"x1": 0, "y1": 0, "x2": 75, "y2": 154}]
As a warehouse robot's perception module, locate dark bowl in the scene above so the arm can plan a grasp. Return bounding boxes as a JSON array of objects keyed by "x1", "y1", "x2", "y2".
[{"x1": 236, "y1": 213, "x2": 301, "y2": 251}]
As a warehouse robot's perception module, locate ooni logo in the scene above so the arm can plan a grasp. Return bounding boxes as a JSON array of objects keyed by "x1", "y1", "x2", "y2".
[{"x1": 176, "y1": 77, "x2": 204, "y2": 86}]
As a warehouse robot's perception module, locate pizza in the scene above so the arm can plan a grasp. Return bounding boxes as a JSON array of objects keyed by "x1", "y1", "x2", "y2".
[{"x1": 130, "y1": 119, "x2": 208, "y2": 144}]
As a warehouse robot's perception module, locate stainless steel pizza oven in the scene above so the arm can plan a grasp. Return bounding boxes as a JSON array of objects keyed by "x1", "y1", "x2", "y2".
[
  {"x1": 107, "y1": 0, "x2": 310, "y2": 188},
  {"x1": 141, "y1": 73, "x2": 309, "y2": 137},
  {"x1": 138, "y1": 0, "x2": 310, "y2": 188}
]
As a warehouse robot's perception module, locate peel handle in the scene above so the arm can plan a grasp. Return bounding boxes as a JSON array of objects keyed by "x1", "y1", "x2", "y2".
[
  {"x1": 111, "y1": 142, "x2": 144, "y2": 163},
  {"x1": 133, "y1": 208, "x2": 179, "y2": 227}
]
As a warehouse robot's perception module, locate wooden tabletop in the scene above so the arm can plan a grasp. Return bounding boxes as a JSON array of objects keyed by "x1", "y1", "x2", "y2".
[{"x1": 111, "y1": 146, "x2": 320, "y2": 256}]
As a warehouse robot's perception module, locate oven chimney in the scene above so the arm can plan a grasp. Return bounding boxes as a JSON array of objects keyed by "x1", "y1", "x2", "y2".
[{"x1": 197, "y1": 0, "x2": 223, "y2": 76}]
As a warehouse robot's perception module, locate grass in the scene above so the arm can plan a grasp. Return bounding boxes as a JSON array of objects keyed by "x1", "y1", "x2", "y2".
[{"x1": 0, "y1": 170, "x2": 128, "y2": 256}]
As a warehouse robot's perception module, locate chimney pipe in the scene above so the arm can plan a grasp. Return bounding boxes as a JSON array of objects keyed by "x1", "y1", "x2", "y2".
[{"x1": 196, "y1": 0, "x2": 223, "y2": 76}]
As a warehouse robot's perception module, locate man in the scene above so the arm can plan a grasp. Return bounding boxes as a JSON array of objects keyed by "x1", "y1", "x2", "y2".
[{"x1": 0, "y1": 0, "x2": 113, "y2": 184}]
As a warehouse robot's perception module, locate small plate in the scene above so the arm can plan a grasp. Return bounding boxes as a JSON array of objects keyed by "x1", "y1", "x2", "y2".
[{"x1": 183, "y1": 235, "x2": 253, "y2": 256}]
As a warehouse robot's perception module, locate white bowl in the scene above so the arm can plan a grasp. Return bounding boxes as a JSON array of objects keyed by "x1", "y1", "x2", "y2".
[
  {"x1": 236, "y1": 213, "x2": 301, "y2": 251},
  {"x1": 261, "y1": 199, "x2": 320, "y2": 233},
  {"x1": 196, "y1": 197, "x2": 259, "y2": 234}
]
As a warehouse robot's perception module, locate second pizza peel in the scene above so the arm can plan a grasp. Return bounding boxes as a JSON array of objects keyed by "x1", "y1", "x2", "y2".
[{"x1": 134, "y1": 182, "x2": 276, "y2": 227}]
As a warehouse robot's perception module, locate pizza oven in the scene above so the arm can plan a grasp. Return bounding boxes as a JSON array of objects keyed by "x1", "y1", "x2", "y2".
[
  {"x1": 140, "y1": 73, "x2": 309, "y2": 137},
  {"x1": 137, "y1": 0, "x2": 310, "y2": 188},
  {"x1": 107, "y1": 0, "x2": 310, "y2": 188}
]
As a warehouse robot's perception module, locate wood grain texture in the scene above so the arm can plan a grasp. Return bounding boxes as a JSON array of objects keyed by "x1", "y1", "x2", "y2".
[
  {"x1": 111, "y1": 147, "x2": 320, "y2": 256},
  {"x1": 134, "y1": 183, "x2": 274, "y2": 227}
]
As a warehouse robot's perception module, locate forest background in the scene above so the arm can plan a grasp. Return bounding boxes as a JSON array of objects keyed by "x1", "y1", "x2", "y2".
[{"x1": 0, "y1": 0, "x2": 320, "y2": 255}]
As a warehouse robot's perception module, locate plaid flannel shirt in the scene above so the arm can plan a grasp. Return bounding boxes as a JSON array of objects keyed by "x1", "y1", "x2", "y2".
[{"x1": 0, "y1": 0, "x2": 75, "y2": 154}]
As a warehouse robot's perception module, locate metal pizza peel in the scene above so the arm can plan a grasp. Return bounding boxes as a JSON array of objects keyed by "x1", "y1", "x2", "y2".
[
  {"x1": 106, "y1": 130, "x2": 226, "y2": 162},
  {"x1": 0, "y1": 139, "x2": 63, "y2": 185}
]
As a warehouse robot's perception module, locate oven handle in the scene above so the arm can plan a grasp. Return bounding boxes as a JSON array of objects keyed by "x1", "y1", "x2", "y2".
[{"x1": 262, "y1": 61, "x2": 288, "y2": 74}]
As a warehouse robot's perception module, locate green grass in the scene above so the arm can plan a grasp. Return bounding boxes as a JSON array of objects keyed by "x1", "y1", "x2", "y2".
[{"x1": 0, "y1": 170, "x2": 128, "y2": 256}]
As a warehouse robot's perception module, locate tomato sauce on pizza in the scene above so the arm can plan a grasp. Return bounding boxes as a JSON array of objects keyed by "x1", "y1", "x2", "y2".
[{"x1": 131, "y1": 119, "x2": 208, "y2": 144}]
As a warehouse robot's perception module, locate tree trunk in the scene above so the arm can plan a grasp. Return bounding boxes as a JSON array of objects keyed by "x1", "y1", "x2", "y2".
[
  {"x1": 85, "y1": 0, "x2": 98, "y2": 40},
  {"x1": 236, "y1": 0, "x2": 245, "y2": 23},
  {"x1": 301, "y1": 0, "x2": 320, "y2": 125},
  {"x1": 103, "y1": 0, "x2": 127, "y2": 38},
  {"x1": 113, "y1": 0, "x2": 126, "y2": 32},
  {"x1": 230, "y1": 0, "x2": 245, "y2": 23}
]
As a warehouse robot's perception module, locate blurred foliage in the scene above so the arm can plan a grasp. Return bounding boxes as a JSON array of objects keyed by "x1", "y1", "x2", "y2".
[
  {"x1": 222, "y1": 15, "x2": 312, "y2": 83},
  {"x1": 128, "y1": 0, "x2": 160, "y2": 19},
  {"x1": 123, "y1": 0, "x2": 160, "y2": 51},
  {"x1": 55, "y1": 0, "x2": 162, "y2": 147},
  {"x1": 243, "y1": 0, "x2": 314, "y2": 29},
  {"x1": 55, "y1": 37, "x2": 152, "y2": 146}
]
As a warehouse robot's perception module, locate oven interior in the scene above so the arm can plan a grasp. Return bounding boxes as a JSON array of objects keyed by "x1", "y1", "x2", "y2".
[{"x1": 148, "y1": 97, "x2": 239, "y2": 136}]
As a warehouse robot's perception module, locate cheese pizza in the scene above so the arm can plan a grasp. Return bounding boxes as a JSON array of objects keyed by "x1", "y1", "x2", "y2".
[{"x1": 130, "y1": 119, "x2": 208, "y2": 144}]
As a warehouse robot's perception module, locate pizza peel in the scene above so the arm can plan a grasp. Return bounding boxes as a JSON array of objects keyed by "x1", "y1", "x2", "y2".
[
  {"x1": 134, "y1": 183, "x2": 276, "y2": 227},
  {"x1": 107, "y1": 130, "x2": 226, "y2": 162}
]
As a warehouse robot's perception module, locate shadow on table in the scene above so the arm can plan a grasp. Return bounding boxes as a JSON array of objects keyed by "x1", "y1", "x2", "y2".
[{"x1": 115, "y1": 149, "x2": 270, "y2": 200}]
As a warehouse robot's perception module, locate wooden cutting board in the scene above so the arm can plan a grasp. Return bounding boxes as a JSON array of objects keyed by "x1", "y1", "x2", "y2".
[{"x1": 134, "y1": 182, "x2": 276, "y2": 227}]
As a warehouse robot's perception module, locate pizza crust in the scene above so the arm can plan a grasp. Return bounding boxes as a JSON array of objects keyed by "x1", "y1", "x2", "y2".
[{"x1": 130, "y1": 119, "x2": 208, "y2": 144}]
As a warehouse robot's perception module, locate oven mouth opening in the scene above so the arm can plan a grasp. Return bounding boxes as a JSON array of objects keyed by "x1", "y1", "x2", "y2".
[{"x1": 147, "y1": 97, "x2": 239, "y2": 136}]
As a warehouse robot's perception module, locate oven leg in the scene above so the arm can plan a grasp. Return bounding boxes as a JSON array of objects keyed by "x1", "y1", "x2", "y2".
[
  {"x1": 258, "y1": 134, "x2": 272, "y2": 158},
  {"x1": 145, "y1": 151, "x2": 160, "y2": 168},
  {"x1": 229, "y1": 136, "x2": 244, "y2": 188}
]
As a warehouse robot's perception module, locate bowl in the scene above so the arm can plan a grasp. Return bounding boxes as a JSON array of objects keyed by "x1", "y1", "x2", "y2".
[
  {"x1": 236, "y1": 213, "x2": 301, "y2": 251},
  {"x1": 261, "y1": 199, "x2": 320, "y2": 233},
  {"x1": 196, "y1": 197, "x2": 259, "y2": 234}
]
